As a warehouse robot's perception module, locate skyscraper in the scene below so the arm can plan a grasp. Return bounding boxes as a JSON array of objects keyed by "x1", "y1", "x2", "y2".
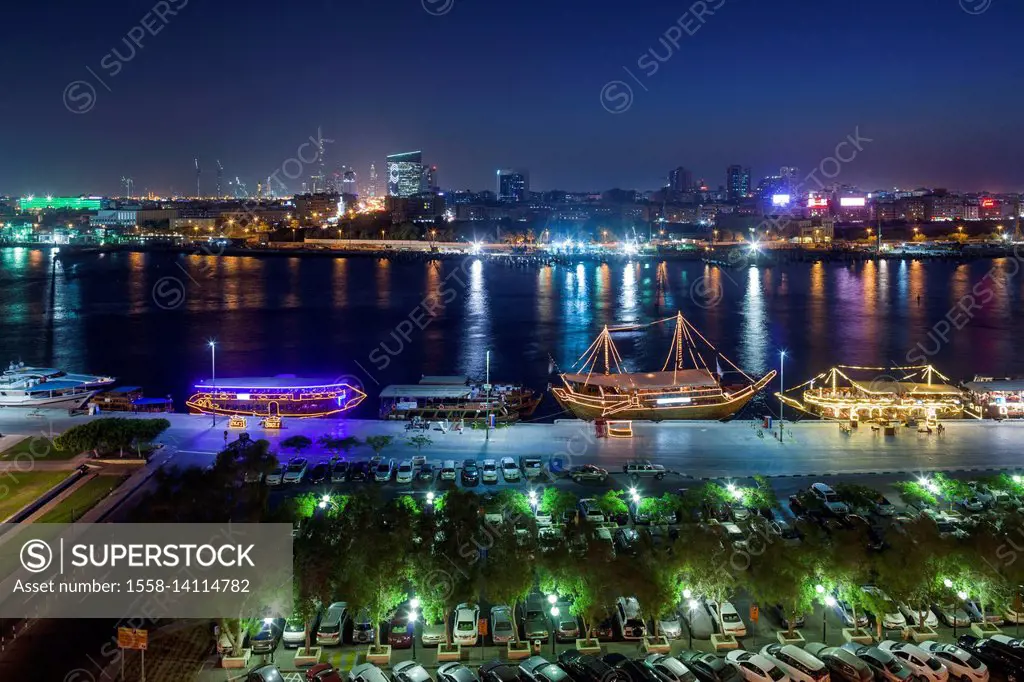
[
  {"x1": 422, "y1": 165, "x2": 438, "y2": 193},
  {"x1": 668, "y1": 167, "x2": 692, "y2": 194},
  {"x1": 386, "y1": 151, "x2": 424, "y2": 197},
  {"x1": 342, "y1": 169, "x2": 357, "y2": 195},
  {"x1": 497, "y1": 169, "x2": 529, "y2": 202},
  {"x1": 367, "y1": 163, "x2": 379, "y2": 197},
  {"x1": 726, "y1": 165, "x2": 751, "y2": 201}
]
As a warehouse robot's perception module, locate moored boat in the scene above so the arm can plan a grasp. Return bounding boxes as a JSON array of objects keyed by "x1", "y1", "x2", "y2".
[
  {"x1": 551, "y1": 312, "x2": 776, "y2": 421},
  {"x1": 0, "y1": 363, "x2": 115, "y2": 409},
  {"x1": 379, "y1": 375, "x2": 540, "y2": 424},
  {"x1": 186, "y1": 376, "x2": 366, "y2": 418}
]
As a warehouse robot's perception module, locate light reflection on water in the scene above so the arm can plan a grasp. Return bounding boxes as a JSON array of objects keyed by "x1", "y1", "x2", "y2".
[{"x1": 2, "y1": 250, "x2": 1024, "y2": 414}]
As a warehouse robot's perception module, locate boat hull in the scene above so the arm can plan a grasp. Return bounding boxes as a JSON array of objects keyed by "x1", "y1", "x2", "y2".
[
  {"x1": 552, "y1": 372, "x2": 776, "y2": 422},
  {"x1": 0, "y1": 392, "x2": 97, "y2": 410}
]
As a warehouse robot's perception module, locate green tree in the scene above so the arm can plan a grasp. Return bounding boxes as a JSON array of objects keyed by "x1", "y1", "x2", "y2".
[
  {"x1": 406, "y1": 434, "x2": 433, "y2": 452},
  {"x1": 540, "y1": 488, "x2": 578, "y2": 519},
  {"x1": 834, "y1": 483, "x2": 883, "y2": 513},
  {"x1": 674, "y1": 525, "x2": 741, "y2": 636},
  {"x1": 365, "y1": 435, "x2": 394, "y2": 456},
  {"x1": 747, "y1": 534, "x2": 820, "y2": 637},
  {"x1": 893, "y1": 481, "x2": 937, "y2": 510},
  {"x1": 817, "y1": 526, "x2": 876, "y2": 635},
  {"x1": 482, "y1": 530, "x2": 536, "y2": 644},
  {"x1": 280, "y1": 435, "x2": 313, "y2": 453},
  {"x1": 873, "y1": 518, "x2": 953, "y2": 630},
  {"x1": 594, "y1": 490, "x2": 629, "y2": 518},
  {"x1": 318, "y1": 435, "x2": 360, "y2": 457},
  {"x1": 627, "y1": 553, "x2": 681, "y2": 637}
]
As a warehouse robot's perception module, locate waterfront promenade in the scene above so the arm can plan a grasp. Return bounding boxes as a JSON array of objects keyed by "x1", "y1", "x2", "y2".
[{"x1": 2, "y1": 409, "x2": 1024, "y2": 478}]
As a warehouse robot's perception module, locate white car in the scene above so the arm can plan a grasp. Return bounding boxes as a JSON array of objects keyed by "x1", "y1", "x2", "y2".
[
  {"x1": 879, "y1": 642, "x2": 948, "y2": 682},
  {"x1": 500, "y1": 457, "x2": 520, "y2": 482},
  {"x1": 481, "y1": 459, "x2": 499, "y2": 483},
  {"x1": 374, "y1": 458, "x2": 394, "y2": 482},
  {"x1": 658, "y1": 610, "x2": 683, "y2": 639},
  {"x1": 266, "y1": 465, "x2": 285, "y2": 486},
  {"x1": 861, "y1": 586, "x2": 906, "y2": 630},
  {"x1": 920, "y1": 642, "x2": 989, "y2": 682},
  {"x1": 760, "y1": 644, "x2": 829, "y2": 682},
  {"x1": 283, "y1": 457, "x2": 308, "y2": 483},
  {"x1": 708, "y1": 599, "x2": 747, "y2": 637},
  {"x1": 811, "y1": 482, "x2": 850, "y2": 515},
  {"x1": 727, "y1": 651, "x2": 791, "y2": 682},
  {"x1": 453, "y1": 603, "x2": 480, "y2": 645},
  {"x1": 899, "y1": 602, "x2": 939, "y2": 629},
  {"x1": 396, "y1": 460, "x2": 414, "y2": 483}
]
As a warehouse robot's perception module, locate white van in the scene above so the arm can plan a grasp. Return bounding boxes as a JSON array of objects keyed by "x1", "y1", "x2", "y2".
[
  {"x1": 440, "y1": 460, "x2": 457, "y2": 481},
  {"x1": 316, "y1": 601, "x2": 347, "y2": 646},
  {"x1": 761, "y1": 643, "x2": 830, "y2": 682}
]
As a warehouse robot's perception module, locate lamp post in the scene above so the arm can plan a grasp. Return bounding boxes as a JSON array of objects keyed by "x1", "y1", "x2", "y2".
[
  {"x1": 779, "y1": 350, "x2": 786, "y2": 443},
  {"x1": 410, "y1": 597, "x2": 421, "y2": 661},
  {"x1": 549, "y1": 605, "x2": 559, "y2": 656},
  {"x1": 208, "y1": 340, "x2": 217, "y2": 426},
  {"x1": 683, "y1": 589, "x2": 696, "y2": 649},
  {"x1": 485, "y1": 350, "x2": 492, "y2": 441}
]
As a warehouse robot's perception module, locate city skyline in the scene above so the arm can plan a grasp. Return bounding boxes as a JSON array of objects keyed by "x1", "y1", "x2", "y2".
[{"x1": 5, "y1": 0, "x2": 1024, "y2": 195}]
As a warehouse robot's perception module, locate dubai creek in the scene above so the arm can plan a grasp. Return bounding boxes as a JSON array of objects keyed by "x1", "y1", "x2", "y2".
[{"x1": 3, "y1": 247, "x2": 1023, "y2": 419}]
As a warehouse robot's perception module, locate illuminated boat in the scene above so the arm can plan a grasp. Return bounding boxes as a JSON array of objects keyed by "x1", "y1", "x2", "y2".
[
  {"x1": 777, "y1": 365, "x2": 966, "y2": 421},
  {"x1": 964, "y1": 376, "x2": 1024, "y2": 419},
  {"x1": 0, "y1": 363, "x2": 115, "y2": 409},
  {"x1": 186, "y1": 376, "x2": 366, "y2": 418},
  {"x1": 379, "y1": 375, "x2": 540, "y2": 424},
  {"x1": 551, "y1": 312, "x2": 776, "y2": 421}
]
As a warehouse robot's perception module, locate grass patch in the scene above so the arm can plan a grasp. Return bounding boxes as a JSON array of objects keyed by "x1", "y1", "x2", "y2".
[
  {"x1": 38, "y1": 474, "x2": 129, "y2": 523},
  {"x1": 0, "y1": 436, "x2": 80, "y2": 461},
  {"x1": 0, "y1": 471, "x2": 72, "y2": 521}
]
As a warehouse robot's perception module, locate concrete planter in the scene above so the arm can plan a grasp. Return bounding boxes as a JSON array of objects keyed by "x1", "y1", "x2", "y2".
[
  {"x1": 642, "y1": 636, "x2": 671, "y2": 654},
  {"x1": 221, "y1": 648, "x2": 252, "y2": 669},
  {"x1": 437, "y1": 643, "x2": 461, "y2": 662},
  {"x1": 576, "y1": 639, "x2": 602, "y2": 655},
  {"x1": 367, "y1": 645, "x2": 391, "y2": 666},
  {"x1": 842, "y1": 628, "x2": 873, "y2": 644},
  {"x1": 507, "y1": 642, "x2": 532, "y2": 660},
  {"x1": 294, "y1": 647, "x2": 322, "y2": 667},
  {"x1": 907, "y1": 626, "x2": 937, "y2": 643},
  {"x1": 972, "y1": 623, "x2": 1002, "y2": 637},
  {"x1": 777, "y1": 630, "x2": 805, "y2": 645},
  {"x1": 711, "y1": 634, "x2": 739, "y2": 651}
]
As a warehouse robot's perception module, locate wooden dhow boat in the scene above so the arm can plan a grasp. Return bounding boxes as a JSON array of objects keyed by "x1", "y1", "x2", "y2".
[{"x1": 551, "y1": 312, "x2": 776, "y2": 421}]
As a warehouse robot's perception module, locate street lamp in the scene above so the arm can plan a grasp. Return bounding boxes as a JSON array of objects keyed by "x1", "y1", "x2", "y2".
[
  {"x1": 409, "y1": 597, "x2": 421, "y2": 660},
  {"x1": 953, "y1": 590, "x2": 968, "y2": 640},
  {"x1": 779, "y1": 351, "x2": 787, "y2": 443},
  {"x1": 823, "y1": 595, "x2": 836, "y2": 643},
  {"x1": 684, "y1": 591, "x2": 697, "y2": 649},
  {"x1": 549, "y1": 605, "x2": 559, "y2": 655},
  {"x1": 208, "y1": 340, "x2": 217, "y2": 426}
]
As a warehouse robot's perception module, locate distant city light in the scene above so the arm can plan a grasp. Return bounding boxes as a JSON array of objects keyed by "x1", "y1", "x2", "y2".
[{"x1": 771, "y1": 194, "x2": 790, "y2": 206}]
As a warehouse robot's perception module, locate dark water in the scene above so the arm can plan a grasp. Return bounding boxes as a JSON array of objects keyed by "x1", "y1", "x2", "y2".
[{"x1": 2, "y1": 247, "x2": 1023, "y2": 419}]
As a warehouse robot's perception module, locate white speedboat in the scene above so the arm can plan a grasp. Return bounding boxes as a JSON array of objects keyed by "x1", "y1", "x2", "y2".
[{"x1": 0, "y1": 363, "x2": 116, "y2": 409}]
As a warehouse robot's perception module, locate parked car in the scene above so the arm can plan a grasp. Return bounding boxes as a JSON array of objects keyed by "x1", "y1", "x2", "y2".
[
  {"x1": 643, "y1": 654, "x2": 697, "y2": 682},
  {"x1": 453, "y1": 603, "x2": 481, "y2": 645},
  {"x1": 681, "y1": 599, "x2": 717, "y2": 640},
  {"x1": 957, "y1": 635, "x2": 1024, "y2": 682},
  {"x1": 933, "y1": 603, "x2": 972, "y2": 628},
  {"x1": 770, "y1": 604, "x2": 805, "y2": 630},
  {"x1": 388, "y1": 610, "x2": 413, "y2": 648},
  {"x1": 480, "y1": 662, "x2": 522, "y2": 682},
  {"x1": 352, "y1": 609, "x2": 375, "y2": 644},
  {"x1": 920, "y1": 641, "x2": 989, "y2": 682},
  {"x1": 490, "y1": 605, "x2": 515, "y2": 645},
  {"x1": 861, "y1": 586, "x2": 906, "y2": 630},
  {"x1": 461, "y1": 460, "x2": 480, "y2": 485},
  {"x1": 578, "y1": 498, "x2": 605, "y2": 524},
  {"x1": 348, "y1": 461, "x2": 369, "y2": 482},
  {"x1": 351, "y1": 663, "x2": 392, "y2": 682},
  {"x1": 438, "y1": 663, "x2": 479, "y2": 682},
  {"x1": 759, "y1": 644, "x2": 829, "y2": 682},
  {"x1": 589, "y1": 612, "x2": 615, "y2": 641},
  {"x1": 555, "y1": 613, "x2": 580, "y2": 642},
  {"x1": 840, "y1": 645, "x2": 913, "y2": 682},
  {"x1": 501, "y1": 457, "x2": 521, "y2": 482},
  {"x1": 307, "y1": 664, "x2": 340, "y2": 682},
  {"x1": 624, "y1": 460, "x2": 667, "y2": 480},
  {"x1": 521, "y1": 456, "x2": 543, "y2": 479},
  {"x1": 614, "y1": 528, "x2": 641, "y2": 556},
  {"x1": 569, "y1": 465, "x2": 609, "y2": 483},
  {"x1": 393, "y1": 662, "x2": 433, "y2": 682},
  {"x1": 266, "y1": 465, "x2": 285, "y2": 485},
  {"x1": 330, "y1": 459, "x2": 350, "y2": 483},
  {"x1": 283, "y1": 458, "x2": 309, "y2": 483},
  {"x1": 804, "y1": 643, "x2": 873, "y2": 682},
  {"x1": 523, "y1": 595, "x2": 551, "y2": 641},
  {"x1": 521, "y1": 656, "x2": 570, "y2": 682},
  {"x1": 421, "y1": 618, "x2": 446, "y2": 647},
  {"x1": 317, "y1": 602, "x2": 348, "y2": 646},
  {"x1": 725, "y1": 650, "x2": 791, "y2": 682},
  {"x1": 557, "y1": 650, "x2": 623, "y2": 682},
  {"x1": 898, "y1": 602, "x2": 939, "y2": 629},
  {"x1": 374, "y1": 459, "x2": 394, "y2": 482},
  {"x1": 658, "y1": 609, "x2": 684, "y2": 639},
  {"x1": 283, "y1": 614, "x2": 317, "y2": 648},
  {"x1": 249, "y1": 665, "x2": 285, "y2": 682},
  {"x1": 872, "y1": 495, "x2": 896, "y2": 516},
  {"x1": 831, "y1": 598, "x2": 869, "y2": 629},
  {"x1": 603, "y1": 653, "x2": 663, "y2": 682},
  {"x1": 811, "y1": 483, "x2": 850, "y2": 515},
  {"x1": 440, "y1": 460, "x2": 457, "y2": 481},
  {"x1": 416, "y1": 463, "x2": 435, "y2": 483},
  {"x1": 707, "y1": 599, "x2": 747, "y2": 637},
  {"x1": 308, "y1": 462, "x2": 330, "y2": 484},
  {"x1": 878, "y1": 641, "x2": 948, "y2": 682},
  {"x1": 615, "y1": 596, "x2": 647, "y2": 640},
  {"x1": 251, "y1": 619, "x2": 283, "y2": 654},
  {"x1": 396, "y1": 460, "x2": 414, "y2": 484},
  {"x1": 678, "y1": 651, "x2": 745, "y2": 682},
  {"x1": 965, "y1": 599, "x2": 1005, "y2": 625},
  {"x1": 481, "y1": 459, "x2": 499, "y2": 483}
]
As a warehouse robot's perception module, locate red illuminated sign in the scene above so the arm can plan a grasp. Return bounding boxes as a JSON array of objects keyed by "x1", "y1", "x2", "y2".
[{"x1": 981, "y1": 198, "x2": 996, "y2": 208}]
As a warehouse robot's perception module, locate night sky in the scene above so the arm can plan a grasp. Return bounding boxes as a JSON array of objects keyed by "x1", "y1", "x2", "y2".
[{"x1": 5, "y1": 0, "x2": 1023, "y2": 196}]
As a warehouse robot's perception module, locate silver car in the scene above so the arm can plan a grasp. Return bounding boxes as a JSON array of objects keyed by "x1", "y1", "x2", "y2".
[{"x1": 491, "y1": 605, "x2": 515, "y2": 644}]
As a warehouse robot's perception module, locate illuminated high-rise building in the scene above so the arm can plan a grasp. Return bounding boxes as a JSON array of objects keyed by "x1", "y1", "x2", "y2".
[
  {"x1": 726, "y1": 165, "x2": 751, "y2": 201},
  {"x1": 497, "y1": 169, "x2": 529, "y2": 202},
  {"x1": 367, "y1": 163, "x2": 379, "y2": 197},
  {"x1": 342, "y1": 168, "x2": 357, "y2": 195},
  {"x1": 386, "y1": 151, "x2": 423, "y2": 197},
  {"x1": 668, "y1": 167, "x2": 692, "y2": 194}
]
